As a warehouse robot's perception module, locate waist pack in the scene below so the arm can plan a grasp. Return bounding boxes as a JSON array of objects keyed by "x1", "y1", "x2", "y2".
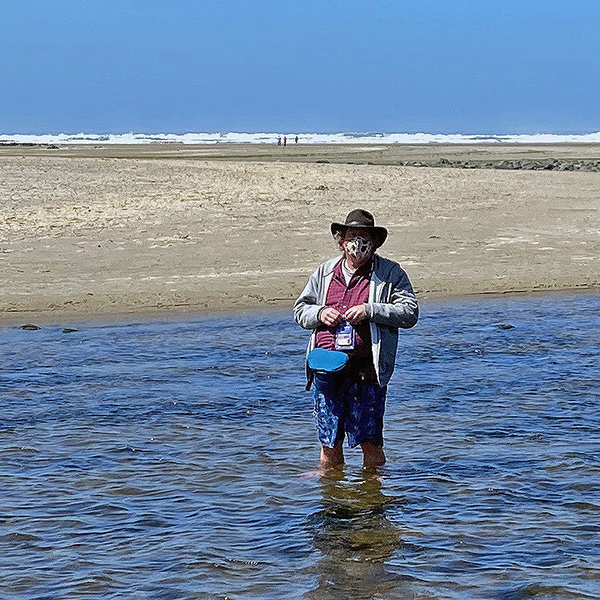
[
  {"x1": 307, "y1": 348, "x2": 350, "y2": 393},
  {"x1": 307, "y1": 347, "x2": 349, "y2": 373}
]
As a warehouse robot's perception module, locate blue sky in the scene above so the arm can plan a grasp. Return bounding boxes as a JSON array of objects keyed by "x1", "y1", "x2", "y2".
[{"x1": 1, "y1": 0, "x2": 599, "y2": 134}]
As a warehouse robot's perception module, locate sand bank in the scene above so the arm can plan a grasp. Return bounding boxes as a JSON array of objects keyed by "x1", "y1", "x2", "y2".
[{"x1": 1, "y1": 144, "x2": 598, "y2": 324}]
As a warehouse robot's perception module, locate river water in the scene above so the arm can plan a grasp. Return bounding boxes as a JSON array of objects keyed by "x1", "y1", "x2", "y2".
[{"x1": 1, "y1": 293, "x2": 599, "y2": 600}]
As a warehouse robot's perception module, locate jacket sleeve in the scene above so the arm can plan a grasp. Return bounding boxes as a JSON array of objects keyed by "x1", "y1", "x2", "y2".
[
  {"x1": 293, "y1": 266, "x2": 325, "y2": 330},
  {"x1": 365, "y1": 268, "x2": 419, "y2": 329}
]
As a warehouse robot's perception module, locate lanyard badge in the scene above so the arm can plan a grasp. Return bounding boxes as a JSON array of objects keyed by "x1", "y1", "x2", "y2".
[{"x1": 334, "y1": 321, "x2": 355, "y2": 351}]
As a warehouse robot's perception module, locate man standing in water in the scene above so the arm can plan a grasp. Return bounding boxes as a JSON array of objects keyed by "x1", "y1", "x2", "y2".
[{"x1": 294, "y1": 209, "x2": 418, "y2": 467}]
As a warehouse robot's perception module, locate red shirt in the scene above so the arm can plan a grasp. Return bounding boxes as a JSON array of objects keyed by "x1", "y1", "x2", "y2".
[{"x1": 315, "y1": 259, "x2": 374, "y2": 373}]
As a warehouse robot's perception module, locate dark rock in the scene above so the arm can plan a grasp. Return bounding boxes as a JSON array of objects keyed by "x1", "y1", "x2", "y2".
[
  {"x1": 496, "y1": 323, "x2": 515, "y2": 330},
  {"x1": 315, "y1": 185, "x2": 329, "y2": 191},
  {"x1": 557, "y1": 162, "x2": 574, "y2": 171},
  {"x1": 496, "y1": 161, "x2": 514, "y2": 170},
  {"x1": 20, "y1": 324, "x2": 40, "y2": 330}
]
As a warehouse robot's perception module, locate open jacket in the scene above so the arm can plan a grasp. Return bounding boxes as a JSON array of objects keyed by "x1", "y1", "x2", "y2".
[{"x1": 293, "y1": 254, "x2": 418, "y2": 388}]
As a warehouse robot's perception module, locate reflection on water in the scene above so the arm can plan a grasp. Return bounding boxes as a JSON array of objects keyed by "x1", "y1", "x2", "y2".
[
  {"x1": 306, "y1": 471, "x2": 405, "y2": 600},
  {"x1": 0, "y1": 293, "x2": 599, "y2": 599}
]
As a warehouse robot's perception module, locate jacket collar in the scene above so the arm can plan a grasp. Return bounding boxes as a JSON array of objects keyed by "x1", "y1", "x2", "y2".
[{"x1": 370, "y1": 254, "x2": 382, "y2": 287}]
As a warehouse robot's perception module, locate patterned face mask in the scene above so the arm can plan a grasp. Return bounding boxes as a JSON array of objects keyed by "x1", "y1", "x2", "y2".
[{"x1": 345, "y1": 236, "x2": 374, "y2": 260}]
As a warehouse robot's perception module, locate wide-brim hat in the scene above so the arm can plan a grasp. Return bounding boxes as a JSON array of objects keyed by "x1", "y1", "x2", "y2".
[{"x1": 331, "y1": 209, "x2": 388, "y2": 248}]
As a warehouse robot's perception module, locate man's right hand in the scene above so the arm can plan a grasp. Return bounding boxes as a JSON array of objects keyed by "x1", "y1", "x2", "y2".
[{"x1": 319, "y1": 307, "x2": 342, "y2": 327}]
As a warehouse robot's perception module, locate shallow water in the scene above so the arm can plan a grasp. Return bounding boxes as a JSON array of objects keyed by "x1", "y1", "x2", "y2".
[{"x1": 1, "y1": 293, "x2": 599, "y2": 600}]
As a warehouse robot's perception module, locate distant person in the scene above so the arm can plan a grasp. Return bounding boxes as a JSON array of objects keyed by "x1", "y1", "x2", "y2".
[
  {"x1": 294, "y1": 210, "x2": 418, "y2": 468},
  {"x1": 278, "y1": 136, "x2": 281, "y2": 146},
  {"x1": 283, "y1": 136, "x2": 287, "y2": 147},
  {"x1": 295, "y1": 135, "x2": 299, "y2": 144}
]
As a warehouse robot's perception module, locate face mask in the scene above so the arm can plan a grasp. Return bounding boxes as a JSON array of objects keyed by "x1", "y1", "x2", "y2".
[{"x1": 345, "y1": 236, "x2": 374, "y2": 260}]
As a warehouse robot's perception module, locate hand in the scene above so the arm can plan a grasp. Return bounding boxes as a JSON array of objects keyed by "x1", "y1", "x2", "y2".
[
  {"x1": 319, "y1": 307, "x2": 342, "y2": 327},
  {"x1": 344, "y1": 304, "x2": 367, "y2": 325}
]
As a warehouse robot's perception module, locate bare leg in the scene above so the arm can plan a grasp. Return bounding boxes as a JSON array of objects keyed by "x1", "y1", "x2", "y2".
[
  {"x1": 361, "y1": 442, "x2": 386, "y2": 467},
  {"x1": 320, "y1": 443, "x2": 344, "y2": 468}
]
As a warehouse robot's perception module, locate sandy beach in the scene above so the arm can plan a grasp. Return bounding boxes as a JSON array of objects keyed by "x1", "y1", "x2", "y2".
[{"x1": 1, "y1": 143, "x2": 599, "y2": 324}]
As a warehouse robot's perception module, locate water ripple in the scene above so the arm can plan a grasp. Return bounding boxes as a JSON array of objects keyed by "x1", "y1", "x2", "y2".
[{"x1": 0, "y1": 294, "x2": 599, "y2": 599}]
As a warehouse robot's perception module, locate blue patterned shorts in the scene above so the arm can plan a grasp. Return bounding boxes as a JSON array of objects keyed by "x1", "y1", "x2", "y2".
[{"x1": 313, "y1": 372, "x2": 386, "y2": 448}]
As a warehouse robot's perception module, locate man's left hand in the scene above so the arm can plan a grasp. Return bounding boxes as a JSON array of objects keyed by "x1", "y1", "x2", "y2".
[{"x1": 344, "y1": 304, "x2": 367, "y2": 324}]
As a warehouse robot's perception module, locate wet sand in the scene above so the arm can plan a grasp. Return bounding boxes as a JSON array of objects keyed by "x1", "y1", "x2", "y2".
[{"x1": 1, "y1": 143, "x2": 599, "y2": 324}]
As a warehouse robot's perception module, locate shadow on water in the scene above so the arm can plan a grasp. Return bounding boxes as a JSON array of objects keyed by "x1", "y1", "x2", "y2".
[{"x1": 304, "y1": 470, "x2": 411, "y2": 600}]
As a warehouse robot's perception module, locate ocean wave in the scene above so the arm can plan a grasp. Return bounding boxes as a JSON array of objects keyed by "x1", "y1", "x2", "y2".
[{"x1": 2, "y1": 131, "x2": 600, "y2": 145}]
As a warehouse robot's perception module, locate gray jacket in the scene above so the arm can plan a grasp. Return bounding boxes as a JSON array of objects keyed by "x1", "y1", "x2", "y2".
[{"x1": 293, "y1": 254, "x2": 418, "y2": 387}]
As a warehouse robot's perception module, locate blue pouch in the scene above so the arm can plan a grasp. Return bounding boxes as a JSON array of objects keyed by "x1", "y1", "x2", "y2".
[
  {"x1": 308, "y1": 347, "x2": 349, "y2": 373},
  {"x1": 307, "y1": 348, "x2": 350, "y2": 393}
]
